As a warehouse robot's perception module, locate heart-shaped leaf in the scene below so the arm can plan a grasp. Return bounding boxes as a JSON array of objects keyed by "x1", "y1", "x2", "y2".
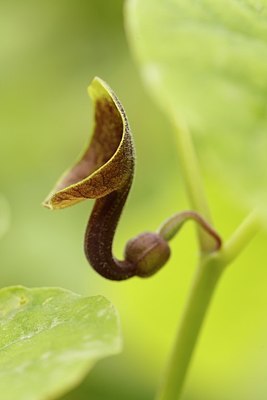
[
  {"x1": 0, "y1": 286, "x2": 121, "y2": 400},
  {"x1": 126, "y1": 0, "x2": 267, "y2": 219}
]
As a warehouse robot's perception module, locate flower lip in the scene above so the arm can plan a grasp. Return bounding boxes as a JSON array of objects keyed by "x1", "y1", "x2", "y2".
[{"x1": 43, "y1": 77, "x2": 134, "y2": 210}]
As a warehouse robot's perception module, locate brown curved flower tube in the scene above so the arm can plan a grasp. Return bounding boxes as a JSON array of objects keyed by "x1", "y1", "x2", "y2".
[{"x1": 44, "y1": 77, "x2": 221, "y2": 280}]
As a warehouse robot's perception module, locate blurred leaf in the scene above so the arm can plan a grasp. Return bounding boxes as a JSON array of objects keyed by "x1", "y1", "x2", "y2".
[
  {"x1": 126, "y1": 0, "x2": 267, "y2": 219},
  {"x1": 0, "y1": 286, "x2": 121, "y2": 400}
]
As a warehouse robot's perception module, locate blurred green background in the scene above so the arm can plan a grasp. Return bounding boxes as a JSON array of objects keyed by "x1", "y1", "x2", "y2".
[{"x1": 1, "y1": 1, "x2": 267, "y2": 399}]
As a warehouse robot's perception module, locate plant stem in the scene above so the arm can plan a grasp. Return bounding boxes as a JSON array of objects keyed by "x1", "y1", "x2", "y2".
[
  {"x1": 172, "y1": 116, "x2": 214, "y2": 252},
  {"x1": 220, "y1": 210, "x2": 262, "y2": 266},
  {"x1": 156, "y1": 255, "x2": 223, "y2": 400},
  {"x1": 158, "y1": 210, "x2": 222, "y2": 251},
  {"x1": 156, "y1": 210, "x2": 261, "y2": 400},
  {"x1": 157, "y1": 109, "x2": 262, "y2": 400}
]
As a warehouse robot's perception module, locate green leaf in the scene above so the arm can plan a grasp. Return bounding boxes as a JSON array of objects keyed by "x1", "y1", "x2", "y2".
[
  {"x1": 0, "y1": 286, "x2": 121, "y2": 400},
  {"x1": 126, "y1": 0, "x2": 267, "y2": 219}
]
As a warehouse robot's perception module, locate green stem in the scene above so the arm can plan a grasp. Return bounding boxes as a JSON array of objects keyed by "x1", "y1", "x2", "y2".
[
  {"x1": 156, "y1": 255, "x2": 223, "y2": 400},
  {"x1": 158, "y1": 109, "x2": 262, "y2": 400},
  {"x1": 158, "y1": 210, "x2": 222, "y2": 250},
  {"x1": 156, "y1": 210, "x2": 261, "y2": 400},
  {"x1": 220, "y1": 210, "x2": 262, "y2": 266},
  {"x1": 172, "y1": 116, "x2": 214, "y2": 252}
]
